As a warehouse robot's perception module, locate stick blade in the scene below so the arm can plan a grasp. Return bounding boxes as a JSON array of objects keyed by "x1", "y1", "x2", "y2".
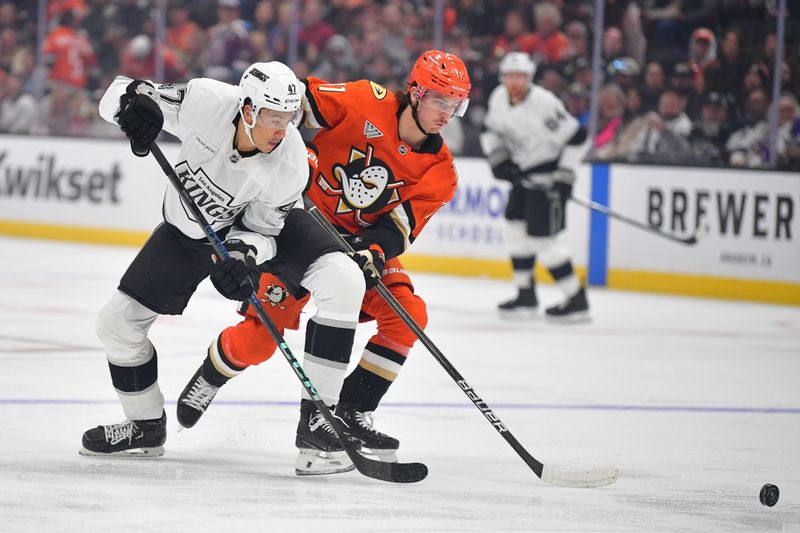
[
  {"x1": 540, "y1": 465, "x2": 618, "y2": 488},
  {"x1": 353, "y1": 454, "x2": 428, "y2": 483}
]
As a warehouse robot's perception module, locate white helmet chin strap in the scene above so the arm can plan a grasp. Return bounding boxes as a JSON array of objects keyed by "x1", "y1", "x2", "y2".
[{"x1": 239, "y1": 106, "x2": 258, "y2": 148}]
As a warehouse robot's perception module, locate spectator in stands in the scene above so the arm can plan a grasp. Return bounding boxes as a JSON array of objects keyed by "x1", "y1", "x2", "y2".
[
  {"x1": 777, "y1": 93, "x2": 800, "y2": 170},
  {"x1": 563, "y1": 21, "x2": 588, "y2": 61},
  {"x1": 1, "y1": 2, "x2": 33, "y2": 48},
  {"x1": 643, "y1": 0, "x2": 687, "y2": 66},
  {"x1": 602, "y1": 27, "x2": 625, "y2": 65},
  {"x1": 0, "y1": 27, "x2": 15, "y2": 74},
  {"x1": 35, "y1": 84, "x2": 92, "y2": 137},
  {"x1": 538, "y1": 64, "x2": 567, "y2": 98},
  {"x1": 689, "y1": 91, "x2": 732, "y2": 165},
  {"x1": 266, "y1": 1, "x2": 295, "y2": 64},
  {"x1": 642, "y1": 61, "x2": 665, "y2": 112},
  {"x1": 718, "y1": 30, "x2": 749, "y2": 93},
  {"x1": 0, "y1": 73, "x2": 35, "y2": 134},
  {"x1": 166, "y1": 4, "x2": 203, "y2": 66},
  {"x1": 743, "y1": 63, "x2": 769, "y2": 95},
  {"x1": 688, "y1": 27, "x2": 718, "y2": 72},
  {"x1": 594, "y1": 83, "x2": 626, "y2": 154},
  {"x1": 607, "y1": 56, "x2": 640, "y2": 90},
  {"x1": 624, "y1": 86, "x2": 644, "y2": 122},
  {"x1": 46, "y1": 0, "x2": 87, "y2": 22},
  {"x1": 312, "y1": 34, "x2": 357, "y2": 82},
  {"x1": 565, "y1": 82, "x2": 590, "y2": 126},
  {"x1": 298, "y1": 0, "x2": 336, "y2": 52},
  {"x1": 670, "y1": 62, "x2": 702, "y2": 121},
  {"x1": 205, "y1": 0, "x2": 253, "y2": 83},
  {"x1": 571, "y1": 56, "x2": 592, "y2": 91},
  {"x1": 41, "y1": 10, "x2": 97, "y2": 91},
  {"x1": 529, "y1": 2, "x2": 568, "y2": 65},
  {"x1": 727, "y1": 88, "x2": 770, "y2": 168},
  {"x1": 627, "y1": 88, "x2": 692, "y2": 163},
  {"x1": 605, "y1": 0, "x2": 646, "y2": 65},
  {"x1": 121, "y1": 34, "x2": 186, "y2": 84},
  {"x1": 493, "y1": 10, "x2": 534, "y2": 56}
]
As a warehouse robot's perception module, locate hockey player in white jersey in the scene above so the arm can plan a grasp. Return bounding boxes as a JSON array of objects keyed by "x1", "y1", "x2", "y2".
[
  {"x1": 480, "y1": 52, "x2": 590, "y2": 321},
  {"x1": 80, "y1": 62, "x2": 366, "y2": 462}
]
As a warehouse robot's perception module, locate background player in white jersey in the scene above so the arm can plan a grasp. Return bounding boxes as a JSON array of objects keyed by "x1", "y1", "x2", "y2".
[
  {"x1": 480, "y1": 52, "x2": 590, "y2": 321},
  {"x1": 80, "y1": 62, "x2": 365, "y2": 457}
]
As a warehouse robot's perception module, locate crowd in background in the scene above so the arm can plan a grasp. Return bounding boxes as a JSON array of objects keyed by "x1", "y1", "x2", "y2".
[{"x1": 1, "y1": 0, "x2": 799, "y2": 170}]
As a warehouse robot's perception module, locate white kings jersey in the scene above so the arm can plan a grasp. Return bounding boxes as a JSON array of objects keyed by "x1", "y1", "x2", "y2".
[
  {"x1": 480, "y1": 84, "x2": 579, "y2": 172},
  {"x1": 98, "y1": 76, "x2": 307, "y2": 263}
]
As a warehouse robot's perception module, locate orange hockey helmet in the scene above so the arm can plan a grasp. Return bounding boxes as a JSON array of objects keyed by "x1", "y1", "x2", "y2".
[{"x1": 409, "y1": 50, "x2": 471, "y2": 117}]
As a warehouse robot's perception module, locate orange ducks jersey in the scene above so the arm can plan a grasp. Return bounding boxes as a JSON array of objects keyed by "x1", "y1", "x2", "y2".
[{"x1": 302, "y1": 76, "x2": 458, "y2": 260}]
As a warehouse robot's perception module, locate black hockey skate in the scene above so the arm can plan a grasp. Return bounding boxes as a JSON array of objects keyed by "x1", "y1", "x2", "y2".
[
  {"x1": 177, "y1": 366, "x2": 220, "y2": 429},
  {"x1": 336, "y1": 403, "x2": 399, "y2": 462},
  {"x1": 294, "y1": 399, "x2": 359, "y2": 476},
  {"x1": 498, "y1": 287, "x2": 538, "y2": 317},
  {"x1": 545, "y1": 287, "x2": 590, "y2": 323},
  {"x1": 80, "y1": 411, "x2": 166, "y2": 457}
]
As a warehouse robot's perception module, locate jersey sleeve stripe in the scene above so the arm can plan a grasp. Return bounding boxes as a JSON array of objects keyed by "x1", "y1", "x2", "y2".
[
  {"x1": 303, "y1": 84, "x2": 330, "y2": 129},
  {"x1": 389, "y1": 205, "x2": 412, "y2": 251}
]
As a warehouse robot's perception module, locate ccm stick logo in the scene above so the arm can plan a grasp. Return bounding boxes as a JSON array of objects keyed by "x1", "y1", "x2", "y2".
[{"x1": 457, "y1": 380, "x2": 507, "y2": 432}]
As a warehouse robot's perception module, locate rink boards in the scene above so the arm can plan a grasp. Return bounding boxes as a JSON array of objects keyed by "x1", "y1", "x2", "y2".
[{"x1": 0, "y1": 135, "x2": 798, "y2": 305}]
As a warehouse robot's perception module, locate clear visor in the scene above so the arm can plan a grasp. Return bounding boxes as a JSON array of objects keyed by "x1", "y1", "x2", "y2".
[
  {"x1": 254, "y1": 107, "x2": 302, "y2": 130},
  {"x1": 416, "y1": 89, "x2": 469, "y2": 118}
]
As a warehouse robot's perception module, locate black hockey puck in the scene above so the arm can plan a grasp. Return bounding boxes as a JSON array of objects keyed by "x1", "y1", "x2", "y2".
[{"x1": 760, "y1": 484, "x2": 779, "y2": 507}]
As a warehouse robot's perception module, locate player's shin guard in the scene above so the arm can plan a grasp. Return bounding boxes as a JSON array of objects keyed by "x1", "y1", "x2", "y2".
[
  {"x1": 108, "y1": 347, "x2": 165, "y2": 421},
  {"x1": 177, "y1": 336, "x2": 246, "y2": 429}
]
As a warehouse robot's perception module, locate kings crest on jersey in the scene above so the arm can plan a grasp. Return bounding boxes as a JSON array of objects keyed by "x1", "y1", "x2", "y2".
[
  {"x1": 302, "y1": 77, "x2": 458, "y2": 258},
  {"x1": 99, "y1": 76, "x2": 307, "y2": 262}
]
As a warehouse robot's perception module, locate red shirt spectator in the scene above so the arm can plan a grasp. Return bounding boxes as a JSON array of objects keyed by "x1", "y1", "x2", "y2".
[
  {"x1": 46, "y1": 0, "x2": 86, "y2": 21},
  {"x1": 493, "y1": 10, "x2": 536, "y2": 55},
  {"x1": 121, "y1": 35, "x2": 186, "y2": 83},
  {"x1": 529, "y1": 2, "x2": 569, "y2": 64},
  {"x1": 41, "y1": 11, "x2": 97, "y2": 89},
  {"x1": 297, "y1": 0, "x2": 336, "y2": 50}
]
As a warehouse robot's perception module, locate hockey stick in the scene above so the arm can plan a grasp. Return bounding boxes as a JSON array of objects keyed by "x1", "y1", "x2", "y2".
[
  {"x1": 149, "y1": 143, "x2": 426, "y2": 484},
  {"x1": 308, "y1": 205, "x2": 618, "y2": 488},
  {"x1": 569, "y1": 195, "x2": 707, "y2": 246}
]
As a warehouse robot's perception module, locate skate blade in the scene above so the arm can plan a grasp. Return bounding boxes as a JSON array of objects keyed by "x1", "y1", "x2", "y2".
[
  {"x1": 294, "y1": 449, "x2": 354, "y2": 476},
  {"x1": 78, "y1": 445, "x2": 165, "y2": 458},
  {"x1": 545, "y1": 311, "x2": 591, "y2": 324},
  {"x1": 361, "y1": 448, "x2": 398, "y2": 463},
  {"x1": 498, "y1": 307, "x2": 539, "y2": 319}
]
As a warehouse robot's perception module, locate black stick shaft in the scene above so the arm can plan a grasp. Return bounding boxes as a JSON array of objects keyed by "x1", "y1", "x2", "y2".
[{"x1": 308, "y1": 206, "x2": 546, "y2": 478}]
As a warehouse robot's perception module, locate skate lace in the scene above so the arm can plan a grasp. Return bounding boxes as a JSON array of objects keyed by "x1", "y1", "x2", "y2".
[
  {"x1": 182, "y1": 376, "x2": 218, "y2": 411},
  {"x1": 354, "y1": 411, "x2": 381, "y2": 435},
  {"x1": 103, "y1": 420, "x2": 137, "y2": 445},
  {"x1": 308, "y1": 412, "x2": 337, "y2": 435}
]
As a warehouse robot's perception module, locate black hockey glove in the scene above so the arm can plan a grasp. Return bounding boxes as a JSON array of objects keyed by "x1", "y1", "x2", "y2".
[
  {"x1": 347, "y1": 238, "x2": 385, "y2": 290},
  {"x1": 491, "y1": 159, "x2": 522, "y2": 183},
  {"x1": 116, "y1": 80, "x2": 164, "y2": 158},
  {"x1": 209, "y1": 239, "x2": 259, "y2": 301}
]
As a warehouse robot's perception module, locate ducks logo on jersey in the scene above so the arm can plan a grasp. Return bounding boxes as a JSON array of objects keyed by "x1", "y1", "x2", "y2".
[
  {"x1": 316, "y1": 143, "x2": 405, "y2": 226},
  {"x1": 262, "y1": 282, "x2": 289, "y2": 309}
]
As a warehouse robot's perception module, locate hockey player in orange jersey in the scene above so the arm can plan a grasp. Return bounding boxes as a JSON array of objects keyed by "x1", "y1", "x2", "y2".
[{"x1": 176, "y1": 50, "x2": 471, "y2": 473}]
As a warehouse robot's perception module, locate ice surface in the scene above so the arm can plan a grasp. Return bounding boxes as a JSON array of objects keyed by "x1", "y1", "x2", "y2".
[{"x1": 0, "y1": 237, "x2": 798, "y2": 532}]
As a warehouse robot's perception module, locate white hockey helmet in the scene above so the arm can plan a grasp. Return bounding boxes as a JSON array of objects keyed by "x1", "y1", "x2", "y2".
[
  {"x1": 238, "y1": 61, "x2": 302, "y2": 144},
  {"x1": 499, "y1": 52, "x2": 536, "y2": 81}
]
